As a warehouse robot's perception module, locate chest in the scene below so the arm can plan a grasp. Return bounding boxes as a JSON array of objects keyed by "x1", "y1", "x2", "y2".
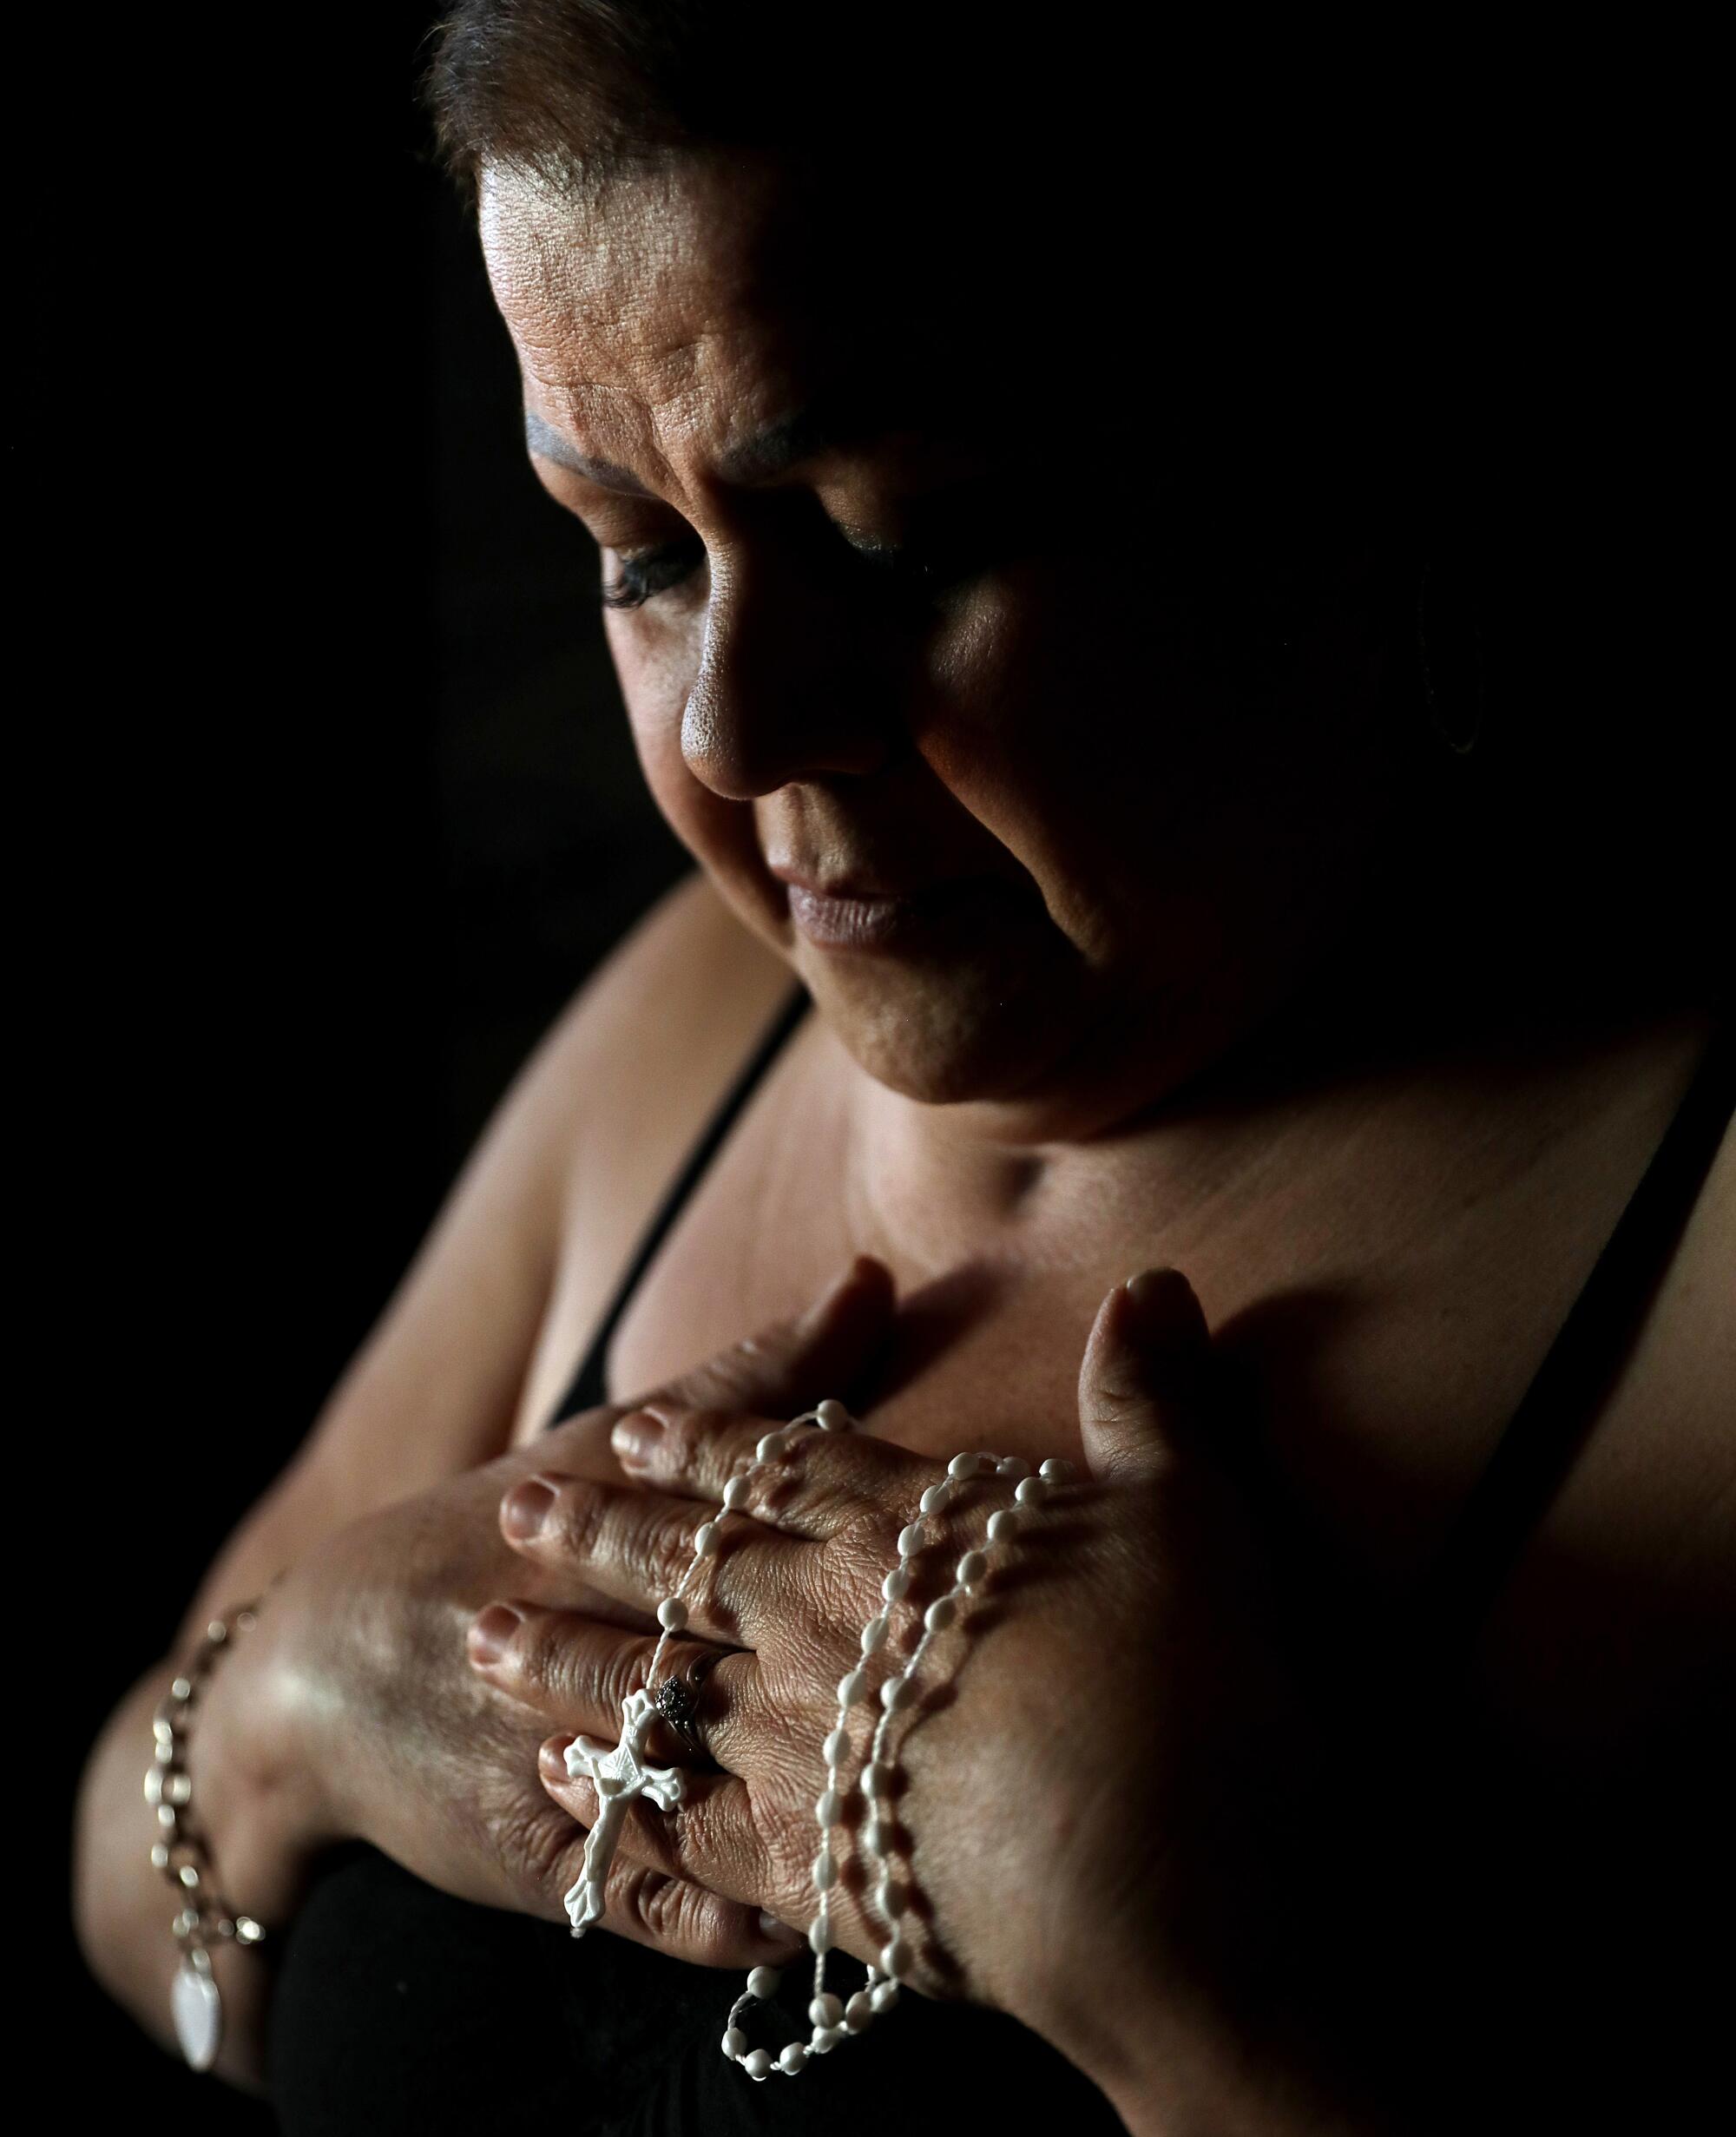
[{"x1": 593, "y1": 1022, "x2": 1712, "y2": 1603}]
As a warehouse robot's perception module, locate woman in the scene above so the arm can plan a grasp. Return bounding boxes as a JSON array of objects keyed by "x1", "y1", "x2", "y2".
[{"x1": 75, "y1": 8, "x2": 1731, "y2": 2133}]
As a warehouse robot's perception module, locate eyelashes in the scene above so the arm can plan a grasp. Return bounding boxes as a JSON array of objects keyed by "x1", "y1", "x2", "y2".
[
  {"x1": 600, "y1": 536, "x2": 707, "y2": 610},
  {"x1": 598, "y1": 533, "x2": 973, "y2": 615}
]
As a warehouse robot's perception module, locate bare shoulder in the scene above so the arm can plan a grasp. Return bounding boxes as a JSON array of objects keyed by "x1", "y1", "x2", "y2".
[
  {"x1": 510, "y1": 872, "x2": 795, "y2": 1437},
  {"x1": 536, "y1": 870, "x2": 792, "y2": 1164},
  {"x1": 1479, "y1": 1046, "x2": 1734, "y2": 1739},
  {"x1": 278, "y1": 872, "x2": 786, "y2": 1511}
]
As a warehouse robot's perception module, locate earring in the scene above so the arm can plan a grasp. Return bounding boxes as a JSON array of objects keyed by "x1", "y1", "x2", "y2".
[{"x1": 1416, "y1": 557, "x2": 1485, "y2": 755}]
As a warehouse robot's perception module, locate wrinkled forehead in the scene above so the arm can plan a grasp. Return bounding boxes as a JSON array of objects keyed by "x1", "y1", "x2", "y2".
[{"x1": 478, "y1": 155, "x2": 987, "y2": 477}]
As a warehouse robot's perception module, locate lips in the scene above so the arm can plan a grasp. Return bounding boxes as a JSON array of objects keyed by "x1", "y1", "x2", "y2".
[{"x1": 780, "y1": 875, "x2": 1005, "y2": 950}]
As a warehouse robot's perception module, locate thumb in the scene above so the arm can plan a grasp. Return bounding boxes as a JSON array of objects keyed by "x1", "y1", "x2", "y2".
[
  {"x1": 634, "y1": 1253, "x2": 896, "y2": 1418},
  {"x1": 1077, "y1": 1267, "x2": 1213, "y2": 1484}
]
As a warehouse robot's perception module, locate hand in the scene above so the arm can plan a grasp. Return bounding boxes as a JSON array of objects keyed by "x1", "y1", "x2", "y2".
[
  {"x1": 473, "y1": 1267, "x2": 1334, "y2": 2110},
  {"x1": 197, "y1": 1257, "x2": 900, "y2": 1974}
]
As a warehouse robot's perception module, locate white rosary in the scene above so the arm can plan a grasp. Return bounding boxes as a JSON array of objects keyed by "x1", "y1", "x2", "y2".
[{"x1": 562, "y1": 1397, "x2": 1071, "y2": 2081}]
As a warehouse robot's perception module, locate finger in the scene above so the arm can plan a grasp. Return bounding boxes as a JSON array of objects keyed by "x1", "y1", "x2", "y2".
[
  {"x1": 640, "y1": 1253, "x2": 896, "y2": 1417},
  {"x1": 467, "y1": 1605, "x2": 761, "y2": 1768},
  {"x1": 498, "y1": 1472, "x2": 812, "y2": 1645},
  {"x1": 1076, "y1": 1267, "x2": 1215, "y2": 1485},
  {"x1": 546, "y1": 1824, "x2": 805, "y2": 1969},
  {"x1": 540, "y1": 1253, "x2": 895, "y2": 1482},
  {"x1": 606, "y1": 1400, "x2": 944, "y2": 1539},
  {"x1": 540, "y1": 1733, "x2": 779, "y2": 1919}
]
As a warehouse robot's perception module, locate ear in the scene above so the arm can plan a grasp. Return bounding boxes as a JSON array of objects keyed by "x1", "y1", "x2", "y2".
[{"x1": 1076, "y1": 1268, "x2": 1213, "y2": 1485}]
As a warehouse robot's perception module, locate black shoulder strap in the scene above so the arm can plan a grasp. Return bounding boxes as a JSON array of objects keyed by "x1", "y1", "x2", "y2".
[
  {"x1": 1415, "y1": 1011, "x2": 1733, "y2": 1657},
  {"x1": 549, "y1": 984, "x2": 812, "y2": 1426}
]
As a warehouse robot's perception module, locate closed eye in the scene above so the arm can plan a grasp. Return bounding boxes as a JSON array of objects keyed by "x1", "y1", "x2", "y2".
[{"x1": 600, "y1": 536, "x2": 707, "y2": 610}]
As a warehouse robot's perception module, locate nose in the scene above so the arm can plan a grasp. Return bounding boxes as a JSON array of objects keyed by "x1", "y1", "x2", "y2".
[{"x1": 680, "y1": 544, "x2": 894, "y2": 799}]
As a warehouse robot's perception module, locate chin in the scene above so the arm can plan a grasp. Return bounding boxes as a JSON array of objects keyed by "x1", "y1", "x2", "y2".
[{"x1": 796, "y1": 945, "x2": 1082, "y2": 1108}]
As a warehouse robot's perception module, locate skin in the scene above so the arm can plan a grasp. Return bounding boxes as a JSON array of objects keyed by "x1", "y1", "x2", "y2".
[
  {"x1": 72, "y1": 143, "x2": 1730, "y2": 2131},
  {"x1": 481, "y1": 153, "x2": 1410, "y2": 1134}
]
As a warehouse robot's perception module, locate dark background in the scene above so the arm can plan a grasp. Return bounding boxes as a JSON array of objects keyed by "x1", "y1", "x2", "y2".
[
  {"x1": 34, "y1": 15, "x2": 1721, "y2": 2128},
  {"x1": 44, "y1": 12, "x2": 684, "y2": 2125}
]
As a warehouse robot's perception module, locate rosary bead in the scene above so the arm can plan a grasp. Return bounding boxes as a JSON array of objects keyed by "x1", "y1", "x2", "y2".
[
  {"x1": 744, "y1": 2048, "x2": 773, "y2": 2081},
  {"x1": 816, "y1": 1788, "x2": 841, "y2": 1826},
  {"x1": 845, "y1": 1990, "x2": 875, "y2": 2032},
  {"x1": 996, "y1": 1455, "x2": 1030, "y2": 1479},
  {"x1": 817, "y1": 1398, "x2": 852, "y2": 1431},
  {"x1": 779, "y1": 2043, "x2": 809, "y2": 2075},
  {"x1": 811, "y1": 2024, "x2": 845, "y2": 2053},
  {"x1": 1039, "y1": 1458, "x2": 1075, "y2": 1482},
  {"x1": 838, "y1": 1667, "x2": 868, "y2": 1706},
  {"x1": 722, "y1": 2028, "x2": 747, "y2": 2060},
  {"x1": 747, "y1": 1966, "x2": 780, "y2": 1998},
  {"x1": 923, "y1": 1595, "x2": 957, "y2": 1633},
  {"x1": 860, "y1": 1614, "x2": 889, "y2": 1654},
  {"x1": 871, "y1": 1981, "x2": 901, "y2": 2013},
  {"x1": 956, "y1": 1550, "x2": 989, "y2": 1588},
  {"x1": 694, "y1": 1521, "x2": 720, "y2": 1556},
  {"x1": 881, "y1": 1936, "x2": 913, "y2": 1979},
  {"x1": 918, "y1": 1483, "x2": 950, "y2": 1516},
  {"x1": 897, "y1": 1522, "x2": 925, "y2": 1557},
  {"x1": 864, "y1": 1759, "x2": 896, "y2": 1799},
  {"x1": 812, "y1": 1848, "x2": 837, "y2": 1889},
  {"x1": 946, "y1": 1452, "x2": 983, "y2": 1478},
  {"x1": 808, "y1": 1913, "x2": 831, "y2": 1955},
  {"x1": 879, "y1": 1673, "x2": 912, "y2": 1712},
  {"x1": 756, "y1": 1430, "x2": 787, "y2": 1462},
  {"x1": 723, "y1": 1474, "x2": 752, "y2": 1511},
  {"x1": 1015, "y1": 1476, "x2": 1047, "y2": 1507},
  {"x1": 809, "y1": 1992, "x2": 844, "y2": 2029},
  {"x1": 656, "y1": 1598, "x2": 688, "y2": 1632},
  {"x1": 823, "y1": 1726, "x2": 849, "y2": 1765},
  {"x1": 864, "y1": 1817, "x2": 891, "y2": 1857},
  {"x1": 877, "y1": 1877, "x2": 906, "y2": 1918},
  {"x1": 881, "y1": 1565, "x2": 911, "y2": 1601},
  {"x1": 986, "y1": 1508, "x2": 1021, "y2": 1543}
]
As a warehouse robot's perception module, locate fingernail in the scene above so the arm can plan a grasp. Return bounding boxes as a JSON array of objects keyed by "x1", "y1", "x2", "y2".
[
  {"x1": 502, "y1": 1478, "x2": 557, "y2": 1541},
  {"x1": 468, "y1": 1603, "x2": 522, "y2": 1667},
  {"x1": 611, "y1": 1409, "x2": 665, "y2": 1465},
  {"x1": 759, "y1": 1910, "x2": 804, "y2": 1947},
  {"x1": 1122, "y1": 1268, "x2": 1199, "y2": 1343},
  {"x1": 799, "y1": 1259, "x2": 862, "y2": 1332}
]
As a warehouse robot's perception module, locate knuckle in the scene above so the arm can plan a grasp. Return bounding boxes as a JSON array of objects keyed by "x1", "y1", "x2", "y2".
[
  {"x1": 494, "y1": 1792, "x2": 573, "y2": 1905},
  {"x1": 830, "y1": 1502, "x2": 902, "y2": 1574},
  {"x1": 621, "y1": 1864, "x2": 733, "y2": 1961},
  {"x1": 549, "y1": 1478, "x2": 608, "y2": 1564}
]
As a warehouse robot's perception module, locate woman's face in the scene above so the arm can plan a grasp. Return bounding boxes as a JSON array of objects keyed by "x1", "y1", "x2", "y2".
[{"x1": 481, "y1": 155, "x2": 1410, "y2": 1132}]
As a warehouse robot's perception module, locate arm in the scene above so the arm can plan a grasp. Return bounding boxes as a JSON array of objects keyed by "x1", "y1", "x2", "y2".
[{"x1": 72, "y1": 871, "x2": 795, "y2": 2086}]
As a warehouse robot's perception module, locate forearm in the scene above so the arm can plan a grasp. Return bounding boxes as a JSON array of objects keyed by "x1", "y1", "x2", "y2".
[
  {"x1": 74, "y1": 1634, "x2": 322, "y2": 2094},
  {"x1": 75, "y1": 1663, "x2": 269, "y2": 2088}
]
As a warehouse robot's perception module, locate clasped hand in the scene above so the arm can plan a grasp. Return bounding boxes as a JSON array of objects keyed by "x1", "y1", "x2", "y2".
[{"x1": 469, "y1": 1257, "x2": 1339, "y2": 2094}]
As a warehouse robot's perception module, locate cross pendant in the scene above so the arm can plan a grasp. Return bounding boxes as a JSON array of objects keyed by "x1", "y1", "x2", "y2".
[{"x1": 562, "y1": 1687, "x2": 687, "y2": 1936}]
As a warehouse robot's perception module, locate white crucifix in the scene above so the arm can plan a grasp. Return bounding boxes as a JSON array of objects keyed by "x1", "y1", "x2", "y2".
[{"x1": 562, "y1": 1687, "x2": 687, "y2": 1936}]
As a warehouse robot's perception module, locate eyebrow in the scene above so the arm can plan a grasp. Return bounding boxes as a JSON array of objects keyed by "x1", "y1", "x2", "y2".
[
  {"x1": 524, "y1": 411, "x2": 649, "y2": 494},
  {"x1": 524, "y1": 402, "x2": 875, "y2": 495}
]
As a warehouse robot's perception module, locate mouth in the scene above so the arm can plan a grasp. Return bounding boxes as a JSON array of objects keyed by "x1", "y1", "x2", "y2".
[{"x1": 778, "y1": 873, "x2": 1025, "y2": 951}]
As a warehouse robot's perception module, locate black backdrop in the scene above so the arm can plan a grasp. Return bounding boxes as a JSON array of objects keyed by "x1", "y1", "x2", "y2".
[
  {"x1": 44, "y1": 12, "x2": 684, "y2": 2125},
  {"x1": 35, "y1": 16, "x2": 1722, "y2": 2128}
]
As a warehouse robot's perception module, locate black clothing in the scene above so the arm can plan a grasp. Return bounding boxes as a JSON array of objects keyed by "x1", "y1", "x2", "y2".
[{"x1": 267, "y1": 996, "x2": 1733, "y2": 2134}]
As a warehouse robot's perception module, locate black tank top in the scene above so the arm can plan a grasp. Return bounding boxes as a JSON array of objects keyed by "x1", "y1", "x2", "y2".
[{"x1": 266, "y1": 993, "x2": 1733, "y2": 2136}]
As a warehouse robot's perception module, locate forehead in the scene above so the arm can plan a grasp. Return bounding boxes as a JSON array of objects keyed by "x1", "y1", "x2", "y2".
[
  {"x1": 483, "y1": 158, "x2": 860, "y2": 469},
  {"x1": 478, "y1": 155, "x2": 1009, "y2": 483}
]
